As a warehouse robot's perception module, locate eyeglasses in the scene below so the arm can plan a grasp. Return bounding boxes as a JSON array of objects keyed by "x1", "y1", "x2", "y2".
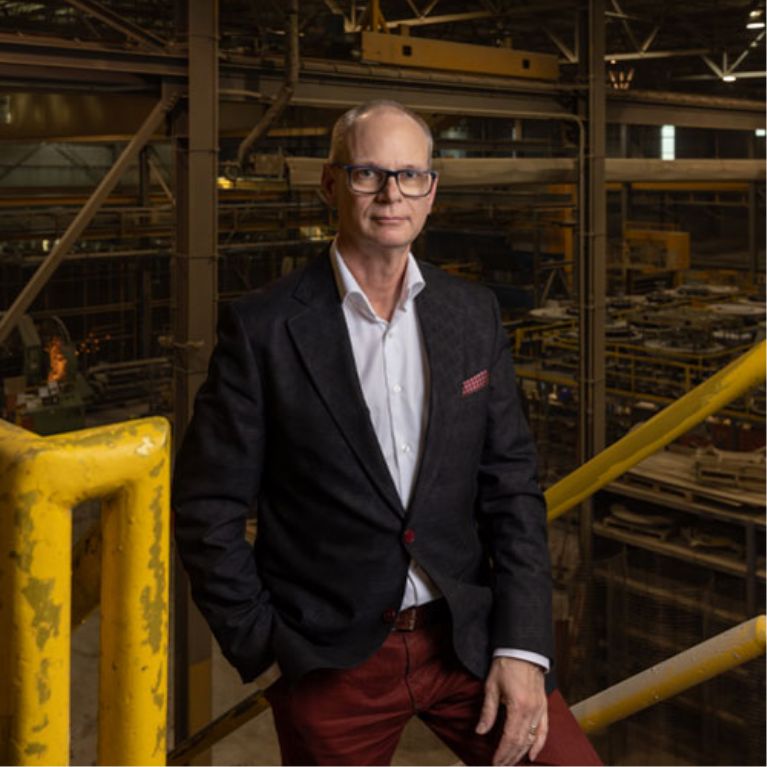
[{"x1": 332, "y1": 164, "x2": 438, "y2": 198}]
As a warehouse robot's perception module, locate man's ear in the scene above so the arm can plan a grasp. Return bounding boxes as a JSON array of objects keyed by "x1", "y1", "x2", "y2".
[
  {"x1": 425, "y1": 174, "x2": 439, "y2": 214},
  {"x1": 320, "y1": 163, "x2": 336, "y2": 207}
]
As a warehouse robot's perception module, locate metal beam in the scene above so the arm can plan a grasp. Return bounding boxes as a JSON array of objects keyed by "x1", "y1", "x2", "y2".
[
  {"x1": 605, "y1": 48, "x2": 709, "y2": 61},
  {"x1": 0, "y1": 92, "x2": 178, "y2": 347},
  {"x1": 286, "y1": 157, "x2": 766, "y2": 187},
  {"x1": 379, "y1": 10, "x2": 495, "y2": 28},
  {"x1": 0, "y1": 144, "x2": 41, "y2": 183},
  {"x1": 167, "y1": 669, "x2": 279, "y2": 765},
  {"x1": 171, "y1": 0, "x2": 218, "y2": 762},
  {"x1": 579, "y1": 0, "x2": 607, "y2": 465},
  {"x1": 576, "y1": 0, "x2": 607, "y2": 601},
  {"x1": 0, "y1": 31, "x2": 761, "y2": 130},
  {"x1": 63, "y1": 0, "x2": 169, "y2": 50},
  {"x1": 256, "y1": 74, "x2": 567, "y2": 117},
  {"x1": 606, "y1": 91, "x2": 764, "y2": 130},
  {"x1": 544, "y1": 26, "x2": 577, "y2": 64}
]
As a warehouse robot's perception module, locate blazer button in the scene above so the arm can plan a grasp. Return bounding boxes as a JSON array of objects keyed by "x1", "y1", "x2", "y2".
[
  {"x1": 382, "y1": 608, "x2": 397, "y2": 623},
  {"x1": 402, "y1": 528, "x2": 416, "y2": 545}
]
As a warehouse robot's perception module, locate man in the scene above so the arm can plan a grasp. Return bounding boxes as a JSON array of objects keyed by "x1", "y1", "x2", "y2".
[{"x1": 172, "y1": 100, "x2": 601, "y2": 766}]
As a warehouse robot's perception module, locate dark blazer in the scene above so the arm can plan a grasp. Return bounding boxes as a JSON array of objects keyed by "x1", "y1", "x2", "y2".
[{"x1": 172, "y1": 252, "x2": 553, "y2": 687}]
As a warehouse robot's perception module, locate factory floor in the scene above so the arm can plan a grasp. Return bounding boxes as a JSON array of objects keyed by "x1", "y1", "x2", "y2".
[{"x1": 70, "y1": 608, "x2": 457, "y2": 765}]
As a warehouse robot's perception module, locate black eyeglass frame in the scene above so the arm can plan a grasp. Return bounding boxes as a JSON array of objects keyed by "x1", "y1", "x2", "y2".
[{"x1": 331, "y1": 163, "x2": 439, "y2": 198}]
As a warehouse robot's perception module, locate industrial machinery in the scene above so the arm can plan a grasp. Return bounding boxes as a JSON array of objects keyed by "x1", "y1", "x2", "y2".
[{"x1": 1, "y1": 314, "x2": 91, "y2": 434}]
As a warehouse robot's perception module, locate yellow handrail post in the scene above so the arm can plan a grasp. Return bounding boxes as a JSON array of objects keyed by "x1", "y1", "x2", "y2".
[
  {"x1": 572, "y1": 615, "x2": 766, "y2": 733},
  {"x1": 0, "y1": 444, "x2": 73, "y2": 765},
  {"x1": 545, "y1": 340, "x2": 766, "y2": 520},
  {"x1": 0, "y1": 417, "x2": 170, "y2": 766}
]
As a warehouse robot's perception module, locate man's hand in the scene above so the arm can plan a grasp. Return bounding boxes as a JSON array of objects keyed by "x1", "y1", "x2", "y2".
[{"x1": 475, "y1": 656, "x2": 548, "y2": 766}]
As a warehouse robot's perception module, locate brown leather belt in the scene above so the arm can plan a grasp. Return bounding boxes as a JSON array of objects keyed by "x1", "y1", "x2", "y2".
[{"x1": 392, "y1": 599, "x2": 449, "y2": 632}]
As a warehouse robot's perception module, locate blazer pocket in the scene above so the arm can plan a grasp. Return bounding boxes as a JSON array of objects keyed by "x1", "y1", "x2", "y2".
[{"x1": 461, "y1": 369, "x2": 489, "y2": 397}]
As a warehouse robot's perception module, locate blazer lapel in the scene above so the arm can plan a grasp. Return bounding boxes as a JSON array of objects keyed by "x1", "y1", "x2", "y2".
[
  {"x1": 287, "y1": 255, "x2": 405, "y2": 518},
  {"x1": 409, "y1": 278, "x2": 464, "y2": 514}
]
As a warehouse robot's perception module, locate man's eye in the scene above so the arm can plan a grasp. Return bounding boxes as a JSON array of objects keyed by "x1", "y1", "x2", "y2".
[
  {"x1": 357, "y1": 168, "x2": 378, "y2": 179},
  {"x1": 401, "y1": 170, "x2": 419, "y2": 180}
]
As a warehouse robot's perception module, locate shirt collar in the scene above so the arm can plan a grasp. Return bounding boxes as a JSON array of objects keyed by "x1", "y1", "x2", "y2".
[{"x1": 330, "y1": 239, "x2": 426, "y2": 322}]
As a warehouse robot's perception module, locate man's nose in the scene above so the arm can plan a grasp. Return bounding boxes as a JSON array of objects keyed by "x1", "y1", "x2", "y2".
[{"x1": 376, "y1": 174, "x2": 402, "y2": 201}]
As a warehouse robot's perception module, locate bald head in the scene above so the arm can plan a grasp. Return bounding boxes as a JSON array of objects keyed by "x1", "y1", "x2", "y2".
[{"x1": 328, "y1": 100, "x2": 434, "y2": 166}]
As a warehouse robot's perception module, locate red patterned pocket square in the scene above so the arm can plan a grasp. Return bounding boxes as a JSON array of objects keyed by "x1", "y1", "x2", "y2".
[{"x1": 461, "y1": 369, "x2": 489, "y2": 396}]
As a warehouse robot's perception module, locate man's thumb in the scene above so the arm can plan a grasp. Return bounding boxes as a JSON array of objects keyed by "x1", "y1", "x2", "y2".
[{"x1": 475, "y1": 688, "x2": 499, "y2": 734}]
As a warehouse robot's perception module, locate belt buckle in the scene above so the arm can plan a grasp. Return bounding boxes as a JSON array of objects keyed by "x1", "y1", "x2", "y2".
[{"x1": 394, "y1": 607, "x2": 417, "y2": 631}]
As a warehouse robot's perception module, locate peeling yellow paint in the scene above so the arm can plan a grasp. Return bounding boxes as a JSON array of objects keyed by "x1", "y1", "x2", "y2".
[
  {"x1": 150, "y1": 665, "x2": 165, "y2": 710},
  {"x1": 31, "y1": 715, "x2": 49, "y2": 733},
  {"x1": 36, "y1": 659, "x2": 51, "y2": 705},
  {"x1": 21, "y1": 578, "x2": 62, "y2": 651},
  {"x1": 141, "y1": 486, "x2": 166, "y2": 655},
  {"x1": 154, "y1": 725, "x2": 166, "y2": 757},
  {"x1": 13, "y1": 495, "x2": 39, "y2": 574}
]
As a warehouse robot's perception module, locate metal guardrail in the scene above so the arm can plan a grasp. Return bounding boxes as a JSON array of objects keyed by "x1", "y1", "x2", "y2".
[
  {"x1": 0, "y1": 417, "x2": 170, "y2": 766},
  {"x1": 572, "y1": 615, "x2": 766, "y2": 733},
  {"x1": 545, "y1": 339, "x2": 766, "y2": 520}
]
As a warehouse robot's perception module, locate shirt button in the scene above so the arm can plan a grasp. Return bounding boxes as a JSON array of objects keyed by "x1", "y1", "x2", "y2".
[
  {"x1": 401, "y1": 444, "x2": 411, "y2": 453},
  {"x1": 382, "y1": 608, "x2": 397, "y2": 623},
  {"x1": 402, "y1": 528, "x2": 416, "y2": 545},
  {"x1": 393, "y1": 384, "x2": 402, "y2": 393}
]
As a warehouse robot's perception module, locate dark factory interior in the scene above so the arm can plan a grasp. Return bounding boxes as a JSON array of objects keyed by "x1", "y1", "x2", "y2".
[{"x1": 0, "y1": 2, "x2": 764, "y2": 766}]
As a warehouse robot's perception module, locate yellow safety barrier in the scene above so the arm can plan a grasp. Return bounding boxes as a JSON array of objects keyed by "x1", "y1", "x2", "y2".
[
  {"x1": 572, "y1": 615, "x2": 766, "y2": 733},
  {"x1": 0, "y1": 417, "x2": 170, "y2": 766},
  {"x1": 545, "y1": 340, "x2": 766, "y2": 520}
]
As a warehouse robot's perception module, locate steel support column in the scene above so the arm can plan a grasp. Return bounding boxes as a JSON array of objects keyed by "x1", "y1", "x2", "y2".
[
  {"x1": 172, "y1": 0, "x2": 218, "y2": 762},
  {"x1": 572, "y1": 11, "x2": 606, "y2": 704},
  {"x1": 576, "y1": 0, "x2": 607, "y2": 572}
]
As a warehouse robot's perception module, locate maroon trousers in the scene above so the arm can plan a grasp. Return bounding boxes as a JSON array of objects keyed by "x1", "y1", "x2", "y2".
[{"x1": 266, "y1": 620, "x2": 602, "y2": 766}]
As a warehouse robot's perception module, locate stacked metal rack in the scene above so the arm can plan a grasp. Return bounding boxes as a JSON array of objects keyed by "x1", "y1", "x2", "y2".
[
  {"x1": 509, "y1": 285, "x2": 765, "y2": 483},
  {"x1": 591, "y1": 445, "x2": 766, "y2": 765}
]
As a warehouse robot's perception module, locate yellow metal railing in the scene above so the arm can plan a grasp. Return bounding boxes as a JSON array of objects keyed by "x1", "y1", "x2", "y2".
[
  {"x1": 545, "y1": 339, "x2": 766, "y2": 520},
  {"x1": 0, "y1": 417, "x2": 170, "y2": 766},
  {"x1": 572, "y1": 615, "x2": 766, "y2": 733}
]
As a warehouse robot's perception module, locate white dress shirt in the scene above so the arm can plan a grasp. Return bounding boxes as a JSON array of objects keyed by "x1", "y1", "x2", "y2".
[{"x1": 330, "y1": 243, "x2": 549, "y2": 672}]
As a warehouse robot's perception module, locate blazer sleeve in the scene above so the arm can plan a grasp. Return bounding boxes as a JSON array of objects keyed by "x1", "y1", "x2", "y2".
[
  {"x1": 475, "y1": 295, "x2": 554, "y2": 663},
  {"x1": 172, "y1": 301, "x2": 276, "y2": 683}
]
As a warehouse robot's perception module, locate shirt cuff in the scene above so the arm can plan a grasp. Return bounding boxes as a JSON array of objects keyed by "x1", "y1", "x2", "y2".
[{"x1": 492, "y1": 648, "x2": 550, "y2": 673}]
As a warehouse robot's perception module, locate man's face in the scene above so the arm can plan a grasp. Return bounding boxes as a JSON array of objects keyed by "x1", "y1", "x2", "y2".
[{"x1": 321, "y1": 108, "x2": 438, "y2": 258}]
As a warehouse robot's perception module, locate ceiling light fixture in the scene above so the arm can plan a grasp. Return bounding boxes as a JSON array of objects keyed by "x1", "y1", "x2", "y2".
[
  {"x1": 722, "y1": 74, "x2": 737, "y2": 81},
  {"x1": 746, "y1": 20, "x2": 766, "y2": 28}
]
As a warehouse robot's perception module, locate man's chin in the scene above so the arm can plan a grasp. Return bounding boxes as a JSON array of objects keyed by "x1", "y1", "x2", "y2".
[{"x1": 366, "y1": 226, "x2": 416, "y2": 247}]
